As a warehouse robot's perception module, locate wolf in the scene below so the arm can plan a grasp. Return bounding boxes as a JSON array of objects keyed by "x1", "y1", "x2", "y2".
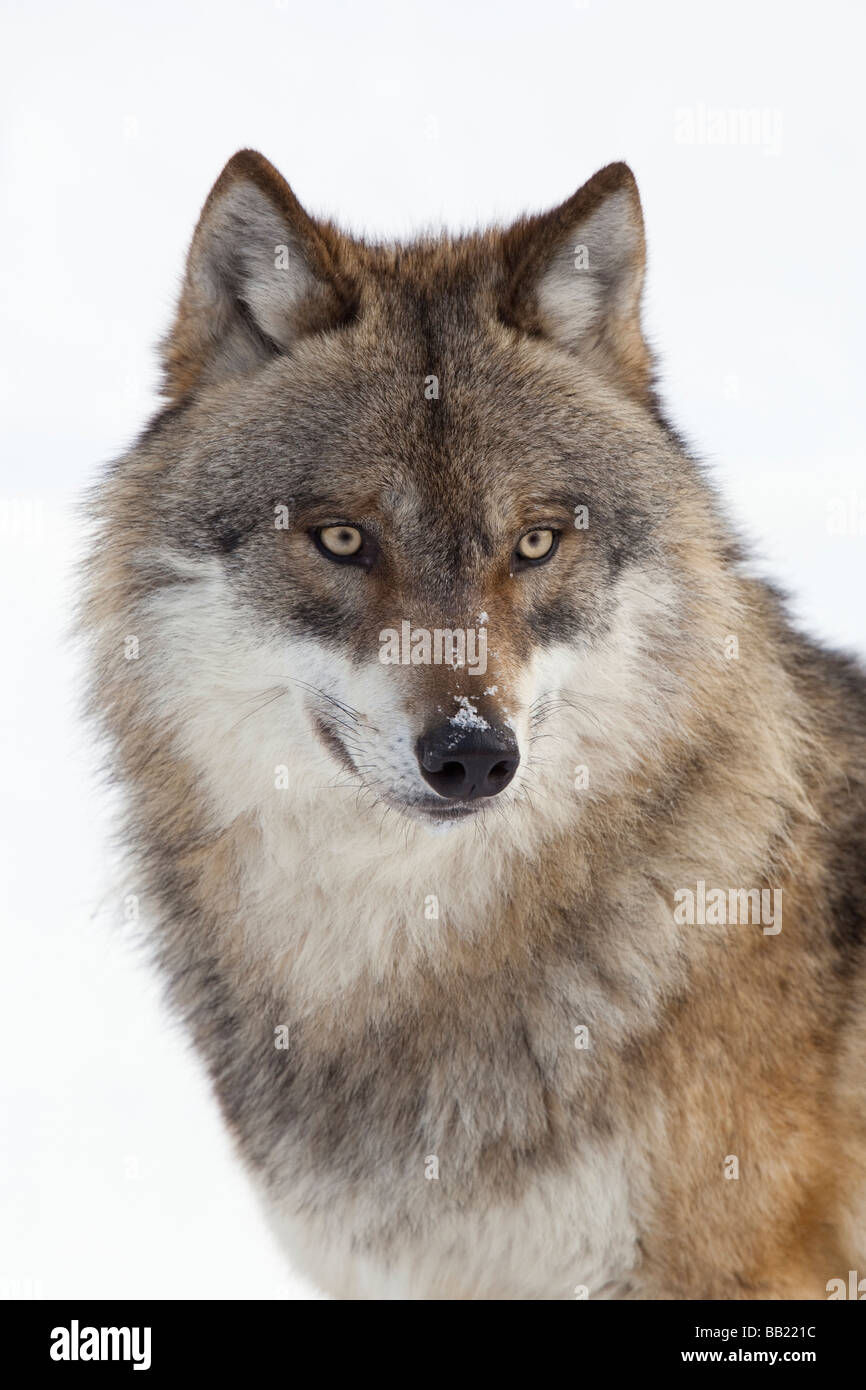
[{"x1": 83, "y1": 150, "x2": 866, "y2": 1299}]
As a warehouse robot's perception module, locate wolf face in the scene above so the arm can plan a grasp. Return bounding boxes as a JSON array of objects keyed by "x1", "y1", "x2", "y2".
[{"x1": 97, "y1": 151, "x2": 728, "y2": 852}]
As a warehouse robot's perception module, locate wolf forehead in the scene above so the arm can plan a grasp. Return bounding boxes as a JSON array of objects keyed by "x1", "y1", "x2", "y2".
[{"x1": 175, "y1": 346, "x2": 653, "y2": 527}]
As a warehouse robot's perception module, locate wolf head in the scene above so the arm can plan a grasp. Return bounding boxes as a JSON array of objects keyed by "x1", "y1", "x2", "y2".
[{"x1": 87, "y1": 151, "x2": 742, "y2": 862}]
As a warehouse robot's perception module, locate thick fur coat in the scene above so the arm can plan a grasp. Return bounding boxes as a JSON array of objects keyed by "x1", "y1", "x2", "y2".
[{"x1": 82, "y1": 151, "x2": 866, "y2": 1299}]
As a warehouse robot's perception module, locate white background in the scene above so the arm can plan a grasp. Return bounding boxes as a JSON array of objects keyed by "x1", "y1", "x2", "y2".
[{"x1": 1, "y1": 0, "x2": 864, "y2": 1300}]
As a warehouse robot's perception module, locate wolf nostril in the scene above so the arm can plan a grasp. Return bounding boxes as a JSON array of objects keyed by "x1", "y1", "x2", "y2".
[
  {"x1": 416, "y1": 726, "x2": 520, "y2": 801},
  {"x1": 439, "y1": 761, "x2": 465, "y2": 787}
]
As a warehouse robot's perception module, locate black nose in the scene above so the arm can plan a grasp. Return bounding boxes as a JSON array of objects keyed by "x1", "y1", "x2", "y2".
[{"x1": 416, "y1": 724, "x2": 520, "y2": 801}]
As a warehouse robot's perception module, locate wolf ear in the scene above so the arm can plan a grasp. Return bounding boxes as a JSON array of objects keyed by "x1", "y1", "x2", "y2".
[
  {"x1": 502, "y1": 163, "x2": 650, "y2": 399},
  {"x1": 161, "y1": 150, "x2": 354, "y2": 401}
]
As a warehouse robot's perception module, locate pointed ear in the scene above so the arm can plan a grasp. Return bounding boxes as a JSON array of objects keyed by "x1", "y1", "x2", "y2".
[
  {"x1": 502, "y1": 163, "x2": 650, "y2": 400},
  {"x1": 161, "y1": 150, "x2": 355, "y2": 401}
]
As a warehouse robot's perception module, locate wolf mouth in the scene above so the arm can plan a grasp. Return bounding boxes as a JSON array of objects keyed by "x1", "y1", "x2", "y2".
[
  {"x1": 312, "y1": 715, "x2": 357, "y2": 774},
  {"x1": 411, "y1": 801, "x2": 484, "y2": 823}
]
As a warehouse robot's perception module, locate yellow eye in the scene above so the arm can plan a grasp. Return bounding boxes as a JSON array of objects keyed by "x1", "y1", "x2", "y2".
[
  {"x1": 516, "y1": 528, "x2": 556, "y2": 563},
  {"x1": 318, "y1": 525, "x2": 363, "y2": 557}
]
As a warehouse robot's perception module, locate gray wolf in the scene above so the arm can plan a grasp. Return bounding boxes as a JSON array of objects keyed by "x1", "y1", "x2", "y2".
[{"x1": 83, "y1": 150, "x2": 866, "y2": 1298}]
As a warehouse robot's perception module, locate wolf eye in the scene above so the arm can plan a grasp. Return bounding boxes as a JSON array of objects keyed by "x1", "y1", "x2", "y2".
[
  {"x1": 515, "y1": 528, "x2": 558, "y2": 566},
  {"x1": 315, "y1": 525, "x2": 365, "y2": 561}
]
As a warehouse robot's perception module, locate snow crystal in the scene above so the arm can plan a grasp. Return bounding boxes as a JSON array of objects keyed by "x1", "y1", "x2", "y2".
[{"x1": 449, "y1": 695, "x2": 490, "y2": 731}]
